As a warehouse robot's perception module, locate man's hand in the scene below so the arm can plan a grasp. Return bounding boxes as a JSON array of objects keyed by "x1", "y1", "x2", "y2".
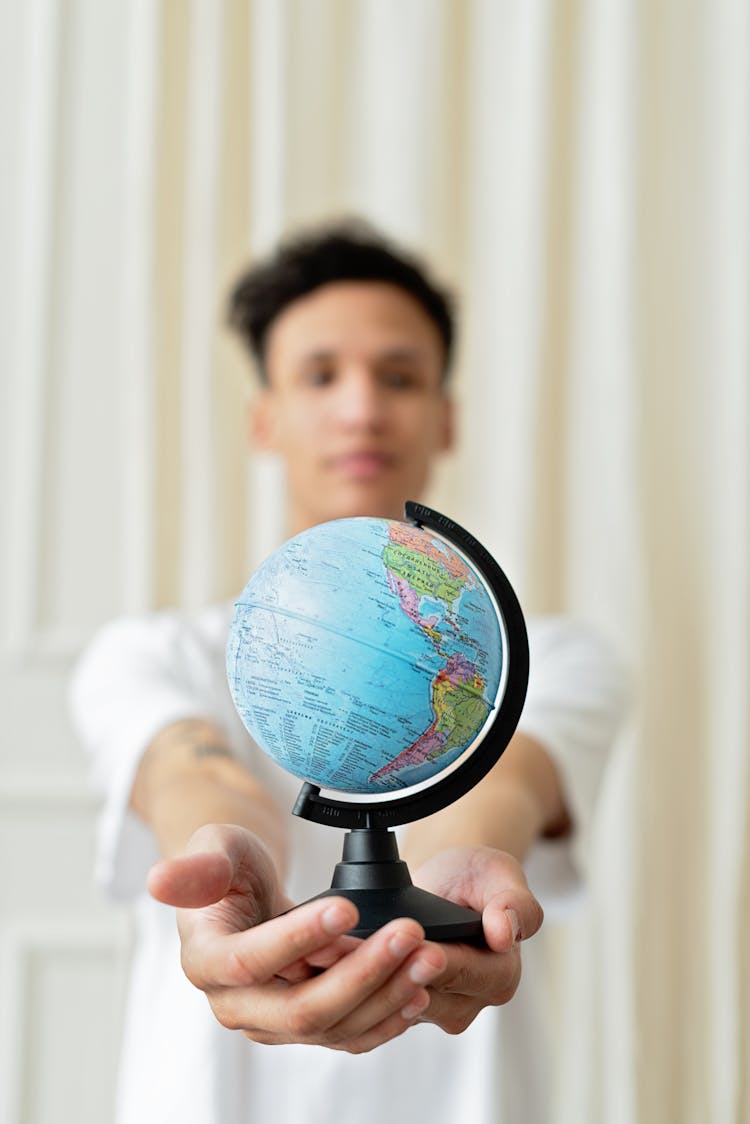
[
  {"x1": 408, "y1": 845, "x2": 544, "y2": 1034},
  {"x1": 147, "y1": 824, "x2": 448, "y2": 1054}
]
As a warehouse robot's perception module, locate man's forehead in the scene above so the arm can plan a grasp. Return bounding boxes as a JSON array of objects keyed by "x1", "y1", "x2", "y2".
[{"x1": 265, "y1": 282, "x2": 443, "y2": 364}]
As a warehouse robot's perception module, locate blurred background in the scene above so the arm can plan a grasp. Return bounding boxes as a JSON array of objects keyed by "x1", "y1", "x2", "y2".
[{"x1": 0, "y1": 1, "x2": 747, "y2": 1121}]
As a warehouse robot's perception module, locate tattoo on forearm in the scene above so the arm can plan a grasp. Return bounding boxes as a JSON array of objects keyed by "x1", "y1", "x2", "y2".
[
  {"x1": 193, "y1": 743, "x2": 233, "y2": 761},
  {"x1": 149, "y1": 720, "x2": 235, "y2": 764}
]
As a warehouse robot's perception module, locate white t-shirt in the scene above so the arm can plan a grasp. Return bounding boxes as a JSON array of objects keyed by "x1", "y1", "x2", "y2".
[{"x1": 70, "y1": 606, "x2": 628, "y2": 1124}]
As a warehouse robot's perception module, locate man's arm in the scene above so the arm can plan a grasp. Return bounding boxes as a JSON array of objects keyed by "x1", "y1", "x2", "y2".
[
  {"x1": 129, "y1": 717, "x2": 288, "y2": 869},
  {"x1": 138, "y1": 724, "x2": 543, "y2": 1050},
  {"x1": 132, "y1": 718, "x2": 462, "y2": 1052},
  {"x1": 402, "y1": 731, "x2": 571, "y2": 868},
  {"x1": 130, "y1": 721, "x2": 567, "y2": 871},
  {"x1": 74, "y1": 610, "x2": 621, "y2": 1052}
]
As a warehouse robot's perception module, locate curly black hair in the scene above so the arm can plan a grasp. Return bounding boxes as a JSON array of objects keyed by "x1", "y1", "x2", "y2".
[{"x1": 228, "y1": 219, "x2": 455, "y2": 382}]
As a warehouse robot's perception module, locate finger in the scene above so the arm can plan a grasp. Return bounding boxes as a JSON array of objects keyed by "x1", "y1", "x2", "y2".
[
  {"x1": 279, "y1": 933, "x2": 362, "y2": 980},
  {"x1": 332, "y1": 999, "x2": 431, "y2": 1055},
  {"x1": 148, "y1": 852, "x2": 233, "y2": 908},
  {"x1": 426, "y1": 942, "x2": 521, "y2": 1004},
  {"x1": 325, "y1": 940, "x2": 445, "y2": 1041},
  {"x1": 284, "y1": 920, "x2": 432, "y2": 1033},
  {"x1": 241, "y1": 999, "x2": 426, "y2": 1051},
  {"x1": 182, "y1": 823, "x2": 281, "y2": 907},
  {"x1": 414, "y1": 991, "x2": 483, "y2": 1036},
  {"x1": 275, "y1": 959, "x2": 316, "y2": 984},
  {"x1": 217, "y1": 919, "x2": 435, "y2": 1038},
  {"x1": 181, "y1": 897, "x2": 359, "y2": 990},
  {"x1": 481, "y1": 888, "x2": 544, "y2": 952}
]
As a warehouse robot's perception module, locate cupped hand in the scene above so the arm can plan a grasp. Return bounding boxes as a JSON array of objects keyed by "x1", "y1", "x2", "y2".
[
  {"x1": 147, "y1": 824, "x2": 447, "y2": 1053},
  {"x1": 408, "y1": 845, "x2": 544, "y2": 1034}
]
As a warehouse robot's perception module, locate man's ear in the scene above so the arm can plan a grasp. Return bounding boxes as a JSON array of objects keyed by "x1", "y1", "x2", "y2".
[{"x1": 247, "y1": 391, "x2": 276, "y2": 451}]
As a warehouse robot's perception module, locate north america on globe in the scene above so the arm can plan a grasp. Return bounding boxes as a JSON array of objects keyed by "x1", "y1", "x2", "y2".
[{"x1": 227, "y1": 517, "x2": 503, "y2": 795}]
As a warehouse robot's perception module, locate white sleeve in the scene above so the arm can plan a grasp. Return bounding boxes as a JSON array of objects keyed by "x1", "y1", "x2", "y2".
[
  {"x1": 68, "y1": 610, "x2": 232, "y2": 900},
  {"x1": 518, "y1": 617, "x2": 631, "y2": 914}
]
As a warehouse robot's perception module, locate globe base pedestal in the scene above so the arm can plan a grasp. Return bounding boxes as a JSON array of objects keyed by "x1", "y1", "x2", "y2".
[{"x1": 301, "y1": 829, "x2": 485, "y2": 945}]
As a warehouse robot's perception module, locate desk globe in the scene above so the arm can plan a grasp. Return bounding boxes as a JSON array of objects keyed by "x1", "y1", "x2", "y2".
[{"x1": 227, "y1": 503, "x2": 528, "y2": 943}]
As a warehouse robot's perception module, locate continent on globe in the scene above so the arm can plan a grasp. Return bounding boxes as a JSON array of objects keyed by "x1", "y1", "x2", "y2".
[
  {"x1": 373, "y1": 525, "x2": 488, "y2": 781},
  {"x1": 227, "y1": 517, "x2": 503, "y2": 795},
  {"x1": 369, "y1": 653, "x2": 488, "y2": 781}
]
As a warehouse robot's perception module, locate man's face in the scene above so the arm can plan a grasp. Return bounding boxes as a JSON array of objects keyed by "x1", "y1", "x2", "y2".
[{"x1": 251, "y1": 282, "x2": 454, "y2": 533}]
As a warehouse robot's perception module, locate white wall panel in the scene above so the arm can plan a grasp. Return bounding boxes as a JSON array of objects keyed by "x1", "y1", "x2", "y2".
[
  {"x1": 3, "y1": 0, "x2": 138, "y2": 656},
  {"x1": 701, "y1": 4, "x2": 750, "y2": 1117},
  {"x1": 246, "y1": 0, "x2": 292, "y2": 565},
  {"x1": 0, "y1": 796, "x2": 106, "y2": 914},
  {"x1": 38, "y1": 0, "x2": 132, "y2": 645},
  {"x1": 4, "y1": 0, "x2": 62, "y2": 655},
  {"x1": 460, "y1": 0, "x2": 550, "y2": 592},
  {"x1": 249, "y1": 0, "x2": 289, "y2": 250},
  {"x1": 0, "y1": 919, "x2": 130, "y2": 1124},
  {"x1": 2, "y1": 3, "x2": 141, "y2": 1122},
  {"x1": 347, "y1": 0, "x2": 445, "y2": 244},
  {"x1": 179, "y1": 0, "x2": 224, "y2": 610},
  {"x1": 119, "y1": 0, "x2": 159, "y2": 616}
]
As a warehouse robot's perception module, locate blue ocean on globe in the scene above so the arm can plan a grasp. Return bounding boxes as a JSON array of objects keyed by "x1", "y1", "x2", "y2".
[{"x1": 226, "y1": 517, "x2": 503, "y2": 795}]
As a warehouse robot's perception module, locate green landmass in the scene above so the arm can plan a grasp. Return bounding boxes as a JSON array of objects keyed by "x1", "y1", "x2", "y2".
[
  {"x1": 428, "y1": 676, "x2": 489, "y2": 760},
  {"x1": 383, "y1": 542, "x2": 465, "y2": 604}
]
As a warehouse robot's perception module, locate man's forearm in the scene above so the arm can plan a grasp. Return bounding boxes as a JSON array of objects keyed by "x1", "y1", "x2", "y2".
[
  {"x1": 402, "y1": 732, "x2": 570, "y2": 868},
  {"x1": 130, "y1": 718, "x2": 288, "y2": 871}
]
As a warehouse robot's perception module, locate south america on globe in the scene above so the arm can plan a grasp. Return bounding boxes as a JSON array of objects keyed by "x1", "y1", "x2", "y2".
[{"x1": 227, "y1": 516, "x2": 503, "y2": 796}]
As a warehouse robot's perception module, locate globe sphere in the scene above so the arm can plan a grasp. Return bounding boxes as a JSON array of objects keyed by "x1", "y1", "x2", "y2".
[{"x1": 227, "y1": 516, "x2": 503, "y2": 795}]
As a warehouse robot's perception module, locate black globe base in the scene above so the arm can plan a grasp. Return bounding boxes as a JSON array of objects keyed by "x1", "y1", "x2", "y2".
[{"x1": 301, "y1": 828, "x2": 485, "y2": 945}]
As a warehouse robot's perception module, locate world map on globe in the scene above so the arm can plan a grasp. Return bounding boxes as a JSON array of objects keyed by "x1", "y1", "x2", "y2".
[{"x1": 227, "y1": 517, "x2": 504, "y2": 795}]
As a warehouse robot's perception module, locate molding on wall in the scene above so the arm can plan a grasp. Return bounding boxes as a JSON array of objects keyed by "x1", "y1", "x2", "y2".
[
  {"x1": 249, "y1": 0, "x2": 288, "y2": 249},
  {"x1": 4, "y1": 0, "x2": 61, "y2": 655},
  {"x1": 0, "y1": 626, "x2": 95, "y2": 664},
  {"x1": 119, "y1": 0, "x2": 160, "y2": 616},
  {"x1": 179, "y1": 0, "x2": 223, "y2": 610},
  {"x1": 0, "y1": 914, "x2": 132, "y2": 1123},
  {"x1": 0, "y1": 773, "x2": 96, "y2": 808}
]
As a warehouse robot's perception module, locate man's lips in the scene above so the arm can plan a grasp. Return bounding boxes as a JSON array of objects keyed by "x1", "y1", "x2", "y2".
[{"x1": 327, "y1": 451, "x2": 396, "y2": 479}]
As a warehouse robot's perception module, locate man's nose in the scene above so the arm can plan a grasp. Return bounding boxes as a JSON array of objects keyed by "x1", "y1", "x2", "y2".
[{"x1": 334, "y1": 369, "x2": 386, "y2": 429}]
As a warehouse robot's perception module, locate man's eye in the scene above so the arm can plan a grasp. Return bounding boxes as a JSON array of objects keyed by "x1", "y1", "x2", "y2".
[
  {"x1": 382, "y1": 370, "x2": 419, "y2": 389},
  {"x1": 306, "y1": 369, "x2": 335, "y2": 386}
]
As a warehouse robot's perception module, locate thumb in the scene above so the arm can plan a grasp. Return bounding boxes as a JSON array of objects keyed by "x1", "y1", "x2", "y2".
[{"x1": 147, "y1": 851, "x2": 233, "y2": 908}]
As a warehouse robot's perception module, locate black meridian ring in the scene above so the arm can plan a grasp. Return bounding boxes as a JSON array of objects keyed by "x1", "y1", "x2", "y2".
[{"x1": 292, "y1": 502, "x2": 530, "y2": 830}]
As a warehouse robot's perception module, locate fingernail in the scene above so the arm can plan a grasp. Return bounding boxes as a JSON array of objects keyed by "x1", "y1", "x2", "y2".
[
  {"x1": 321, "y1": 902, "x2": 353, "y2": 935},
  {"x1": 506, "y1": 909, "x2": 521, "y2": 943},
  {"x1": 408, "y1": 953, "x2": 443, "y2": 986},
  {"x1": 401, "y1": 990, "x2": 430, "y2": 1020},
  {"x1": 389, "y1": 931, "x2": 420, "y2": 959}
]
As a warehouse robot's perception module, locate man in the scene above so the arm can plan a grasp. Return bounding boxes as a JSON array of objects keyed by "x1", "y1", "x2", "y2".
[{"x1": 71, "y1": 223, "x2": 627, "y2": 1123}]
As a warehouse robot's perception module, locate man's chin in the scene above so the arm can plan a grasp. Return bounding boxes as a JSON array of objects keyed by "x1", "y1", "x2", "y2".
[{"x1": 317, "y1": 484, "x2": 409, "y2": 524}]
